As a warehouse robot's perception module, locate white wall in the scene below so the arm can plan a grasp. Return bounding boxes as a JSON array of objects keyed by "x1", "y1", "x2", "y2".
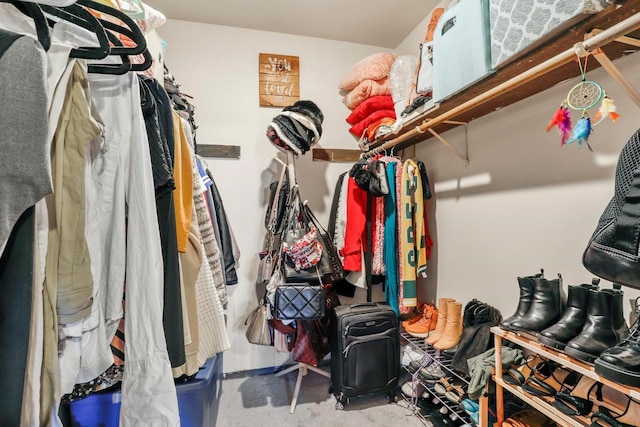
[
  {"x1": 157, "y1": 19, "x2": 393, "y2": 373},
  {"x1": 394, "y1": 7, "x2": 640, "y2": 322},
  {"x1": 413, "y1": 52, "x2": 640, "y2": 321},
  {"x1": 159, "y1": 17, "x2": 640, "y2": 374}
]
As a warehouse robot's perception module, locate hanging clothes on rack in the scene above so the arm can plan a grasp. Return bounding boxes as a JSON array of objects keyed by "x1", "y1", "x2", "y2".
[
  {"x1": 0, "y1": 2, "x2": 233, "y2": 426},
  {"x1": 326, "y1": 154, "x2": 433, "y2": 314}
]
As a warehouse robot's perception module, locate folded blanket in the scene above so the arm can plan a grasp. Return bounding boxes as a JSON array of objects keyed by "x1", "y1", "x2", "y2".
[
  {"x1": 339, "y1": 52, "x2": 396, "y2": 91},
  {"x1": 346, "y1": 95, "x2": 394, "y2": 125},
  {"x1": 349, "y1": 109, "x2": 396, "y2": 138},
  {"x1": 343, "y1": 78, "x2": 392, "y2": 110}
]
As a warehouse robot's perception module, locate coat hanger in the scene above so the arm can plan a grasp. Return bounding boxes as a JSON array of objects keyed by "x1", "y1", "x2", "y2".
[
  {"x1": 0, "y1": 0, "x2": 51, "y2": 51},
  {"x1": 76, "y1": 0, "x2": 146, "y2": 55},
  {"x1": 88, "y1": 28, "x2": 130, "y2": 74},
  {"x1": 85, "y1": 0, "x2": 152, "y2": 71},
  {"x1": 39, "y1": 3, "x2": 110, "y2": 59},
  {"x1": 76, "y1": 0, "x2": 152, "y2": 72}
]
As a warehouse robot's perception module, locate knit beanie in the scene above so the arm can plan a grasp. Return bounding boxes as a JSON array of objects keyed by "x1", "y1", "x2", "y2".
[{"x1": 266, "y1": 100, "x2": 324, "y2": 155}]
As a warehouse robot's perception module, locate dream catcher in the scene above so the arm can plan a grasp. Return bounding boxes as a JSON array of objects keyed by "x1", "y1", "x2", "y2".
[{"x1": 546, "y1": 53, "x2": 619, "y2": 150}]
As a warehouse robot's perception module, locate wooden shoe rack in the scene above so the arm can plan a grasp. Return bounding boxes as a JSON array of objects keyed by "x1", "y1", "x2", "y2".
[
  {"x1": 492, "y1": 326, "x2": 640, "y2": 426},
  {"x1": 401, "y1": 332, "x2": 490, "y2": 426}
]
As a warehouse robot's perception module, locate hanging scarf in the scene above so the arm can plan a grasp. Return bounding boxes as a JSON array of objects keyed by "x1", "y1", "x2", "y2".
[
  {"x1": 400, "y1": 159, "x2": 427, "y2": 309},
  {"x1": 383, "y1": 160, "x2": 400, "y2": 315}
]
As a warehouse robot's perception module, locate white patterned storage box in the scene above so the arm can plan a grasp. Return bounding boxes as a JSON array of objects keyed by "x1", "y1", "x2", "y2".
[
  {"x1": 490, "y1": 0, "x2": 612, "y2": 69},
  {"x1": 432, "y1": 0, "x2": 492, "y2": 103}
]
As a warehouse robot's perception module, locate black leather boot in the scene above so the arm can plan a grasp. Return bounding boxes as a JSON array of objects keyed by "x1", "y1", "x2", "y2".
[
  {"x1": 500, "y1": 270, "x2": 543, "y2": 330},
  {"x1": 595, "y1": 298, "x2": 640, "y2": 388},
  {"x1": 564, "y1": 289, "x2": 619, "y2": 363},
  {"x1": 539, "y1": 281, "x2": 597, "y2": 350},
  {"x1": 509, "y1": 275, "x2": 563, "y2": 333},
  {"x1": 603, "y1": 286, "x2": 629, "y2": 342}
]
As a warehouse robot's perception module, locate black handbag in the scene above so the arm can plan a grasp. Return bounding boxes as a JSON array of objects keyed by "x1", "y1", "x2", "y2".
[
  {"x1": 274, "y1": 283, "x2": 325, "y2": 320},
  {"x1": 282, "y1": 196, "x2": 345, "y2": 284},
  {"x1": 583, "y1": 128, "x2": 640, "y2": 289}
]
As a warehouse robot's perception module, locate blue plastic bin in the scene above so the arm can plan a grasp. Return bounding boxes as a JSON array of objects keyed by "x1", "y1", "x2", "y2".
[{"x1": 69, "y1": 353, "x2": 222, "y2": 427}]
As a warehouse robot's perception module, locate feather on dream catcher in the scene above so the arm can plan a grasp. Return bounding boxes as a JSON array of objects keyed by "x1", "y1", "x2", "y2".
[{"x1": 545, "y1": 54, "x2": 619, "y2": 151}]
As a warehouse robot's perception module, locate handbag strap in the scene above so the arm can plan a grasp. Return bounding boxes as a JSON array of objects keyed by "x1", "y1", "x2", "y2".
[
  {"x1": 267, "y1": 163, "x2": 289, "y2": 233},
  {"x1": 302, "y1": 203, "x2": 329, "y2": 236}
]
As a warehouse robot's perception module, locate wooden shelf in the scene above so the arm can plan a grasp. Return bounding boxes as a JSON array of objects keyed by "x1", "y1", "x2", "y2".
[
  {"x1": 491, "y1": 326, "x2": 640, "y2": 401},
  {"x1": 365, "y1": 1, "x2": 640, "y2": 156},
  {"x1": 494, "y1": 378, "x2": 591, "y2": 426}
]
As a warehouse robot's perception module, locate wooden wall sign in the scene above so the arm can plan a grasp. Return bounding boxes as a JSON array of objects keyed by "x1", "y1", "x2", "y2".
[{"x1": 259, "y1": 53, "x2": 300, "y2": 107}]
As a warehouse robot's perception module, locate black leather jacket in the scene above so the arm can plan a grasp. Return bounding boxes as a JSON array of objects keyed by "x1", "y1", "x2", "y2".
[{"x1": 206, "y1": 169, "x2": 238, "y2": 285}]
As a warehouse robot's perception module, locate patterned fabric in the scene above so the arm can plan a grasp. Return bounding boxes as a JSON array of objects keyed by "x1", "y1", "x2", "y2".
[
  {"x1": 489, "y1": 0, "x2": 610, "y2": 68},
  {"x1": 182, "y1": 118, "x2": 230, "y2": 361},
  {"x1": 61, "y1": 365, "x2": 124, "y2": 404},
  {"x1": 181, "y1": 118, "x2": 228, "y2": 306},
  {"x1": 372, "y1": 194, "x2": 386, "y2": 275},
  {"x1": 110, "y1": 289, "x2": 126, "y2": 366},
  {"x1": 400, "y1": 160, "x2": 427, "y2": 311}
]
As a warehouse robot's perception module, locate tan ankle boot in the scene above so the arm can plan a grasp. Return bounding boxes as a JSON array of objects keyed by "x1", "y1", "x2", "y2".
[
  {"x1": 426, "y1": 298, "x2": 456, "y2": 345},
  {"x1": 433, "y1": 301, "x2": 463, "y2": 350}
]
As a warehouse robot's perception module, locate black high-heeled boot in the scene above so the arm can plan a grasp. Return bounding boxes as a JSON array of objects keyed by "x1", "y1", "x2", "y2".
[
  {"x1": 539, "y1": 281, "x2": 598, "y2": 350},
  {"x1": 500, "y1": 270, "x2": 544, "y2": 330},
  {"x1": 509, "y1": 275, "x2": 563, "y2": 333}
]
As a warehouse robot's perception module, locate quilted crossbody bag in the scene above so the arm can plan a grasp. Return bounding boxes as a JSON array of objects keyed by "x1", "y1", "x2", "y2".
[{"x1": 274, "y1": 283, "x2": 325, "y2": 321}]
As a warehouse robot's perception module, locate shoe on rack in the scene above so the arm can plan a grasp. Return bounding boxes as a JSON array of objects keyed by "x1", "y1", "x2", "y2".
[
  {"x1": 426, "y1": 298, "x2": 456, "y2": 345},
  {"x1": 500, "y1": 270, "x2": 544, "y2": 330},
  {"x1": 460, "y1": 398, "x2": 479, "y2": 417},
  {"x1": 539, "y1": 282, "x2": 597, "y2": 350},
  {"x1": 416, "y1": 397, "x2": 441, "y2": 417},
  {"x1": 401, "y1": 380, "x2": 428, "y2": 399},
  {"x1": 417, "y1": 363, "x2": 445, "y2": 383},
  {"x1": 509, "y1": 274, "x2": 564, "y2": 333},
  {"x1": 428, "y1": 410, "x2": 455, "y2": 427},
  {"x1": 406, "y1": 305, "x2": 438, "y2": 338},
  {"x1": 433, "y1": 301, "x2": 463, "y2": 351},
  {"x1": 565, "y1": 288, "x2": 619, "y2": 364},
  {"x1": 590, "y1": 397, "x2": 640, "y2": 427},
  {"x1": 553, "y1": 375, "x2": 597, "y2": 417},
  {"x1": 595, "y1": 296, "x2": 640, "y2": 388},
  {"x1": 402, "y1": 303, "x2": 431, "y2": 329},
  {"x1": 401, "y1": 346, "x2": 426, "y2": 367}
]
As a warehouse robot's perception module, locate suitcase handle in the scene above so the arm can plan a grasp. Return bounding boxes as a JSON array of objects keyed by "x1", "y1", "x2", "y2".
[{"x1": 349, "y1": 303, "x2": 382, "y2": 309}]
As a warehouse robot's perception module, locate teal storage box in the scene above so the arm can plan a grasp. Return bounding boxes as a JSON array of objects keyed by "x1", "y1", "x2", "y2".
[
  {"x1": 69, "y1": 353, "x2": 222, "y2": 427},
  {"x1": 432, "y1": 0, "x2": 493, "y2": 103}
]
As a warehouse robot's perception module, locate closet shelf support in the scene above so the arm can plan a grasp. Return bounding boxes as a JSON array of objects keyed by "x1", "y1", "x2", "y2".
[
  {"x1": 583, "y1": 31, "x2": 640, "y2": 108},
  {"x1": 370, "y1": 10, "x2": 640, "y2": 156}
]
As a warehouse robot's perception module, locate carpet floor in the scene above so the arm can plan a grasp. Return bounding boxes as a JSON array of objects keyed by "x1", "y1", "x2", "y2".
[{"x1": 216, "y1": 364, "x2": 426, "y2": 427}]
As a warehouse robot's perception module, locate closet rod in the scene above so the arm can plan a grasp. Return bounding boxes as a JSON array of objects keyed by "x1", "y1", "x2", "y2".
[{"x1": 367, "y1": 11, "x2": 640, "y2": 157}]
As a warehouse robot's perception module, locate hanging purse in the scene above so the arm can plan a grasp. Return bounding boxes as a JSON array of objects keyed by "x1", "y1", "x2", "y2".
[
  {"x1": 258, "y1": 163, "x2": 290, "y2": 285},
  {"x1": 303, "y1": 204, "x2": 345, "y2": 282},
  {"x1": 274, "y1": 283, "x2": 325, "y2": 320},
  {"x1": 244, "y1": 300, "x2": 272, "y2": 346},
  {"x1": 281, "y1": 186, "x2": 345, "y2": 284},
  {"x1": 265, "y1": 163, "x2": 290, "y2": 235},
  {"x1": 256, "y1": 233, "x2": 277, "y2": 286},
  {"x1": 292, "y1": 319, "x2": 330, "y2": 367}
]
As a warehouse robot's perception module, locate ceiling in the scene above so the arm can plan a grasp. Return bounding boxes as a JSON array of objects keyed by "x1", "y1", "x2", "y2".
[{"x1": 144, "y1": 0, "x2": 437, "y2": 48}]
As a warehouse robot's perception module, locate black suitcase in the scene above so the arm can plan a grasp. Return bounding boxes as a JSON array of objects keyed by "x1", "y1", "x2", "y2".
[{"x1": 329, "y1": 302, "x2": 399, "y2": 410}]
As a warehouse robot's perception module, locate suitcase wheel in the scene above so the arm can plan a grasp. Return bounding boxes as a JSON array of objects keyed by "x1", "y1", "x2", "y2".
[
  {"x1": 335, "y1": 400, "x2": 345, "y2": 411},
  {"x1": 387, "y1": 391, "x2": 397, "y2": 403}
]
